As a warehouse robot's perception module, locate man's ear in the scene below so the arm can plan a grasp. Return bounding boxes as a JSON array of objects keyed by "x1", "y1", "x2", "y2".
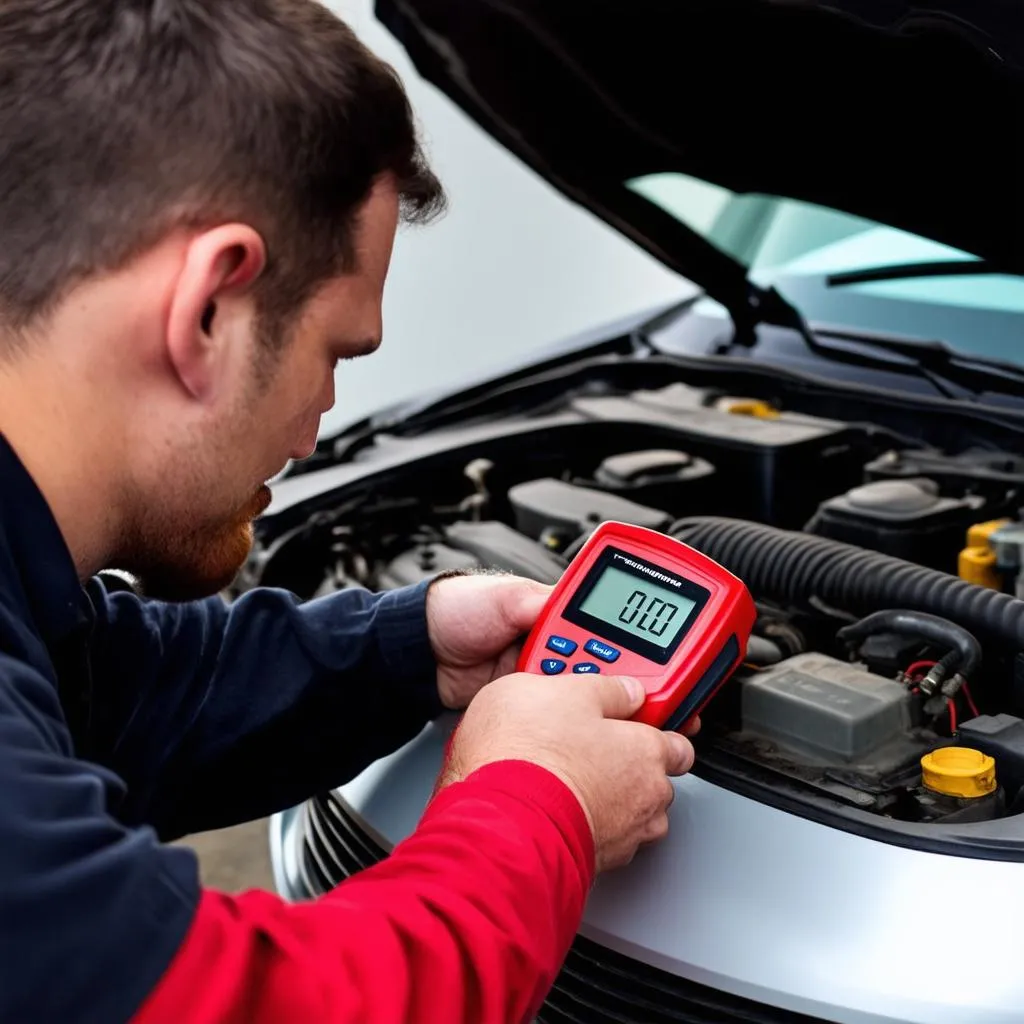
[{"x1": 165, "y1": 224, "x2": 267, "y2": 401}]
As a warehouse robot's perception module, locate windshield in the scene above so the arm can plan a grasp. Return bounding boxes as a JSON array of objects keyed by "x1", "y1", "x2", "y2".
[{"x1": 628, "y1": 173, "x2": 1024, "y2": 366}]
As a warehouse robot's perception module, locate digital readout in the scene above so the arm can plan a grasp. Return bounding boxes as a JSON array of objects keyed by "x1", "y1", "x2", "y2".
[{"x1": 578, "y1": 564, "x2": 696, "y2": 649}]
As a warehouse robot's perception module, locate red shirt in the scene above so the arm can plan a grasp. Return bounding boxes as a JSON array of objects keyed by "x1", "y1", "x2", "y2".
[{"x1": 133, "y1": 761, "x2": 594, "y2": 1024}]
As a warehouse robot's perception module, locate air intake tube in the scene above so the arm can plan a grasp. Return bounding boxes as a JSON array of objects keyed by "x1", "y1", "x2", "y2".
[{"x1": 669, "y1": 517, "x2": 1024, "y2": 655}]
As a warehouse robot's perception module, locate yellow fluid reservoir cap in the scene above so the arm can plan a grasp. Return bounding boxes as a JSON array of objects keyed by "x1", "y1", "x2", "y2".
[
  {"x1": 718, "y1": 398, "x2": 780, "y2": 419},
  {"x1": 958, "y1": 545, "x2": 1001, "y2": 589},
  {"x1": 921, "y1": 747, "x2": 997, "y2": 799},
  {"x1": 966, "y1": 518, "x2": 1011, "y2": 549}
]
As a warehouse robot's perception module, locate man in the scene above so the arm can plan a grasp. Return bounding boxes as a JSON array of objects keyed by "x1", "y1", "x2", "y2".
[{"x1": 0, "y1": 2, "x2": 695, "y2": 1022}]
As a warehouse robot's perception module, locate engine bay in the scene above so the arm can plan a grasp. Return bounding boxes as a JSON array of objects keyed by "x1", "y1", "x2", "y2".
[{"x1": 240, "y1": 374, "x2": 1024, "y2": 849}]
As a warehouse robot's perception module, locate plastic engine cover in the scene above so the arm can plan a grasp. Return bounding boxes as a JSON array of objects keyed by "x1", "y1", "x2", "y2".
[
  {"x1": 740, "y1": 653, "x2": 912, "y2": 763},
  {"x1": 507, "y1": 477, "x2": 671, "y2": 543},
  {"x1": 377, "y1": 543, "x2": 480, "y2": 589},
  {"x1": 445, "y1": 520, "x2": 566, "y2": 584},
  {"x1": 806, "y1": 477, "x2": 983, "y2": 573}
]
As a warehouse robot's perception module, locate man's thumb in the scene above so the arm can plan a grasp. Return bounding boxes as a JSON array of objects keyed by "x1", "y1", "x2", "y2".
[
  {"x1": 502, "y1": 578, "x2": 553, "y2": 633},
  {"x1": 595, "y1": 675, "x2": 647, "y2": 719}
]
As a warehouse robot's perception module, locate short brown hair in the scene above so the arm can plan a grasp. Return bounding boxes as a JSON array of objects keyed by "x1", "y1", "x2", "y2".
[{"x1": 0, "y1": 0, "x2": 445, "y2": 345}]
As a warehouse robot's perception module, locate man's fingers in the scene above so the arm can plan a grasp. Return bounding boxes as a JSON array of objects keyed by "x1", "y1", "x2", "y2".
[
  {"x1": 644, "y1": 813, "x2": 670, "y2": 844},
  {"x1": 593, "y1": 675, "x2": 647, "y2": 719},
  {"x1": 662, "y1": 730, "x2": 695, "y2": 776},
  {"x1": 660, "y1": 775, "x2": 676, "y2": 810}
]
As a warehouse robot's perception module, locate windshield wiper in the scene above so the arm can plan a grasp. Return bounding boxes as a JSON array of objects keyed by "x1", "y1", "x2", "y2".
[
  {"x1": 736, "y1": 286, "x2": 1024, "y2": 400},
  {"x1": 815, "y1": 326, "x2": 1024, "y2": 391},
  {"x1": 827, "y1": 259, "x2": 1000, "y2": 288}
]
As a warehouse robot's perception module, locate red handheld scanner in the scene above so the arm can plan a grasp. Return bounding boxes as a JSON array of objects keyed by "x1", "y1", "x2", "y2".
[{"x1": 516, "y1": 521, "x2": 756, "y2": 731}]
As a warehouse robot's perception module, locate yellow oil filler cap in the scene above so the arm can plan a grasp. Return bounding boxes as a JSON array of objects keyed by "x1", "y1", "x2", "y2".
[
  {"x1": 921, "y1": 747, "x2": 997, "y2": 799},
  {"x1": 718, "y1": 398, "x2": 780, "y2": 419},
  {"x1": 958, "y1": 518, "x2": 1010, "y2": 589}
]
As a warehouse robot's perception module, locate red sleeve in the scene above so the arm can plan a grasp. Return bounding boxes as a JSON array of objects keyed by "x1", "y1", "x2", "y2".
[{"x1": 131, "y1": 760, "x2": 594, "y2": 1024}]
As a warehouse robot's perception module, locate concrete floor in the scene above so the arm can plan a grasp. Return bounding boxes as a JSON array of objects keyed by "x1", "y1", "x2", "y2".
[{"x1": 175, "y1": 817, "x2": 276, "y2": 893}]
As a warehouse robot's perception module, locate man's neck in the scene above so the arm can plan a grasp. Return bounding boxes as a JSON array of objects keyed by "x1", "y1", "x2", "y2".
[{"x1": 0, "y1": 356, "x2": 124, "y2": 581}]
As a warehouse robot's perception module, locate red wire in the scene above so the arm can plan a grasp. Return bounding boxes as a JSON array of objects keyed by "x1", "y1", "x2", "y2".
[
  {"x1": 902, "y1": 658, "x2": 978, "y2": 724},
  {"x1": 962, "y1": 683, "x2": 980, "y2": 719}
]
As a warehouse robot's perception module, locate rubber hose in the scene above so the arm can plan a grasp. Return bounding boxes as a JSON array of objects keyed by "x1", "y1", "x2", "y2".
[
  {"x1": 836, "y1": 610, "x2": 982, "y2": 680},
  {"x1": 932, "y1": 648, "x2": 962, "y2": 689},
  {"x1": 746, "y1": 634, "x2": 785, "y2": 666},
  {"x1": 670, "y1": 517, "x2": 1024, "y2": 655}
]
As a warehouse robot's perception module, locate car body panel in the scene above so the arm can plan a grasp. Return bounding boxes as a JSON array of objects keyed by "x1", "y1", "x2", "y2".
[{"x1": 273, "y1": 714, "x2": 1024, "y2": 1023}]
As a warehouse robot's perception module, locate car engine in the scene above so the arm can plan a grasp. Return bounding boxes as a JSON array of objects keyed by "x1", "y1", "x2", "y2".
[{"x1": 239, "y1": 378, "x2": 1024, "y2": 837}]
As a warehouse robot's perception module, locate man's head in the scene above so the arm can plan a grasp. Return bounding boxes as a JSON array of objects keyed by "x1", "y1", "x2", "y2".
[{"x1": 0, "y1": 0, "x2": 444, "y2": 599}]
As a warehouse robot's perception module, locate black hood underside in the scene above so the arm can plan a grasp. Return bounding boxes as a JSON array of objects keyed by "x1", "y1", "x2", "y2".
[{"x1": 377, "y1": 0, "x2": 1024, "y2": 315}]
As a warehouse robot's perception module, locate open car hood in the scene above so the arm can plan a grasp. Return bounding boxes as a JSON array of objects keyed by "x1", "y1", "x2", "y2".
[{"x1": 376, "y1": 0, "x2": 1024, "y2": 331}]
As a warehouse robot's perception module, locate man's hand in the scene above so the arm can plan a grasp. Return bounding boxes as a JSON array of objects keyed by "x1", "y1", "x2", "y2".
[
  {"x1": 436, "y1": 671, "x2": 694, "y2": 872},
  {"x1": 426, "y1": 573, "x2": 553, "y2": 710},
  {"x1": 426, "y1": 571, "x2": 701, "y2": 734}
]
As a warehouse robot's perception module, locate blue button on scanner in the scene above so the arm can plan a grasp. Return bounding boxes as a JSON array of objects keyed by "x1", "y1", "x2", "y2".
[
  {"x1": 541, "y1": 659, "x2": 567, "y2": 675},
  {"x1": 584, "y1": 639, "x2": 621, "y2": 663},
  {"x1": 546, "y1": 635, "x2": 578, "y2": 656},
  {"x1": 573, "y1": 662, "x2": 601, "y2": 674}
]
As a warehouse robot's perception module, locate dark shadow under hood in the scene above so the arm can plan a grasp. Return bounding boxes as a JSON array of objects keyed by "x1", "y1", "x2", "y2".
[{"x1": 376, "y1": 0, "x2": 1024, "y2": 324}]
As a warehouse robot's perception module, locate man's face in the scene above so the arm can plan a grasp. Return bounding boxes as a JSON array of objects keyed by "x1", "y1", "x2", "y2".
[{"x1": 118, "y1": 178, "x2": 400, "y2": 600}]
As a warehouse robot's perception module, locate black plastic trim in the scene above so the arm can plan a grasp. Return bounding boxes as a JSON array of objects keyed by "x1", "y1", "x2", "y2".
[
  {"x1": 541, "y1": 934, "x2": 827, "y2": 1024},
  {"x1": 691, "y1": 747, "x2": 1024, "y2": 863}
]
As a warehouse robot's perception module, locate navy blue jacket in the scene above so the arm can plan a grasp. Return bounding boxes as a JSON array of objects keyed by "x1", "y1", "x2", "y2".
[{"x1": 0, "y1": 433, "x2": 444, "y2": 1022}]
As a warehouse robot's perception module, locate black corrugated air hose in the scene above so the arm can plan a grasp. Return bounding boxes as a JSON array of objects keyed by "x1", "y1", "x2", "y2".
[{"x1": 669, "y1": 517, "x2": 1024, "y2": 656}]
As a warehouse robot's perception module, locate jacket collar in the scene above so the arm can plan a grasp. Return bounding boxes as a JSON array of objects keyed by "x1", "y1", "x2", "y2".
[{"x1": 0, "y1": 432, "x2": 90, "y2": 643}]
